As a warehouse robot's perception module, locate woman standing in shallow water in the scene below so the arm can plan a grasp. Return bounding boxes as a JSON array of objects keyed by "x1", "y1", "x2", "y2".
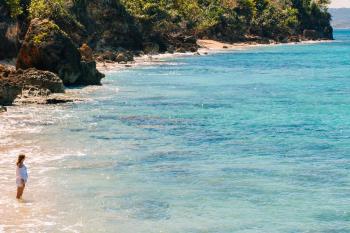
[{"x1": 16, "y1": 154, "x2": 28, "y2": 199}]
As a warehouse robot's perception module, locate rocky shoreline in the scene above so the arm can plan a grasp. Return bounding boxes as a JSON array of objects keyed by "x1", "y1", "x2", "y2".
[
  {"x1": 0, "y1": 0, "x2": 334, "y2": 109},
  {"x1": 0, "y1": 36, "x2": 332, "y2": 110}
]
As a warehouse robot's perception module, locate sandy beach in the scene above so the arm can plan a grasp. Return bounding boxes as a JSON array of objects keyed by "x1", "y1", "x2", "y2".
[{"x1": 96, "y1": 39, "x2": 331, "y2": 73}]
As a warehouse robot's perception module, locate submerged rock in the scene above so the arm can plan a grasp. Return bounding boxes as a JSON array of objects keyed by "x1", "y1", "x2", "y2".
[
  {"x1": 16, "y1": 18, "x2": 104, "y2": 86},
  {"x1": 14, "y1": 93, "x2": 77, "y2": 105}
]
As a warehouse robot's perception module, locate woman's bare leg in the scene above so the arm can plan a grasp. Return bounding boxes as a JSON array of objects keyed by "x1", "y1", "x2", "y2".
[
  {"x1": 16, "y1": 183, "x2": 25, "y2": 199},
  {"x1": 16, "y1": 187, "x2": 23, "y2": 199}
]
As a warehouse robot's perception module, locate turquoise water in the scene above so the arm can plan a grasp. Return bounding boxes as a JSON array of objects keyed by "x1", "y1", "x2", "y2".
[{"x1": 1, "y1": 30, "x2": 350, "y2": 232}]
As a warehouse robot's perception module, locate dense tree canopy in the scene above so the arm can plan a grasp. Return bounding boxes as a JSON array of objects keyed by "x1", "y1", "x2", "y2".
[
  {"x1": 2, "y1": 0, "x2": 333, "y2": 47},
  {"x1": 120, "y1": 0, "x2": 332, "y2": 41}
]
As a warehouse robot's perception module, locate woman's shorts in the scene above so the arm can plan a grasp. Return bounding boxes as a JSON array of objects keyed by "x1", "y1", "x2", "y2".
[{"x1": 16, "y1": 178, "x2": 25, "y2": 187}]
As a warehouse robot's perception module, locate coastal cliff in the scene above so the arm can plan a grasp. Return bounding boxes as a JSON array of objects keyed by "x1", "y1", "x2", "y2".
[{"x1": 0, "y1": 0, "x2": 333, "y2": 106}]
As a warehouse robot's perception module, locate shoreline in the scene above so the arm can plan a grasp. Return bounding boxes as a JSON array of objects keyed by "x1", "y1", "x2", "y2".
[
  {"x1": 0, "y1": 37, "x2": 340, "y2": 232},
  {"x1": 96, "y1": 38, "x2": 333, "y2": 73},
  {"x1": 0, "y1": 38, "x2": 333, "y2": 75},
  {"x1": 0, "y1": 38, "x2": 332, "y2": 106}
]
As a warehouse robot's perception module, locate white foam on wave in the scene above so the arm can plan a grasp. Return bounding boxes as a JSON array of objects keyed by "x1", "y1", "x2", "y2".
[{"x1": 0, "y1": 103, "x2": 89, "y2": 233}]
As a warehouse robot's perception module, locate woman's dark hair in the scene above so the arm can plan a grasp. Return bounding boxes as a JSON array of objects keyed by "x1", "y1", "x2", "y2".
[{"x1": 16, "y1": 154, "x2": 25, "y2": 166}]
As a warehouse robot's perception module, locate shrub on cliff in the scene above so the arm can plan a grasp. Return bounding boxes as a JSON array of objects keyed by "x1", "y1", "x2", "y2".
[
  {"x1": 16, "y1": 18, "x2": 104, "y2": 86},
  {"x1": 121, "y1": 0, "x2": 333, "y2": 41},
  {"x1": 28, "y1": 0, "x2": 86, "y2": 44},
  {"x1": 3, "y1": 0, "x2": 22, "y2": 18}
]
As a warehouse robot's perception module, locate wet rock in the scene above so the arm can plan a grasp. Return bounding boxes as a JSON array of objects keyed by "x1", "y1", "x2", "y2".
[
  {"x1": 76, "y1": 61, "x2": 104, "y2": 85},
  {"x1": 20, "y1": 68, "x2": 64, "y2": 93},
  {"x1": 0, "y1": 105, "x2": 6, "y2": 112},
  {"x1": 46, "y1": 97, "x2": 74, "y2": 104},
  {"x1": 14, "y1": 93, "x2": 76, "y2": 105},
  {"x1": 0, "y1": 65, "x2": 65, "y2": 105},
  {"x1": 0, "y1": 83, "x2": 21, "y2": 106}
]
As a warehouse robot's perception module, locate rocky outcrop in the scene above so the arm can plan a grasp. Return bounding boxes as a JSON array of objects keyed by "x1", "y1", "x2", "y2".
[
  {"x1": 0, "y1": 65, "x2": 64, "y2": 105},
  {"x1": 0, "y1": 1, "x2": 19, "y2": 60},
  {"x1": 0, "y1": 81, "x2": 21, "y2": 106},
  {"x1": 303, "y1": 30, "x2": 319, "y2": 40},
  {"x1": 17, "y1": 68, "x2": 64, "y2": 93},
  {"x1": 95, "y1": 50, "x2": 134, "y2": 63},
  {"x1": 16, "y1": 18, "x2": 104, "y2": 86},
  {"x1": 76, "y1": 60, "x2": 103, "y2": 85},
  {"x1": 79, "y1": 43, "x2": 93, "y2": 61},
  {"x1": 71, "y1": 0, "x2": 142, "y2": 50}
]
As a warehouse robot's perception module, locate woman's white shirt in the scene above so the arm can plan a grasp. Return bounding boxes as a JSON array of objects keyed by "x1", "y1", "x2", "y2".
[{"x1": 16, "y1": 165, "x2": 28, "y2": 182}]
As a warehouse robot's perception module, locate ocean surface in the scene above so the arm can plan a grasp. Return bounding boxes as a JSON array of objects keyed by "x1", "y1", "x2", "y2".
[{"x1": 1, "y1": 30, "x2": 350, "y2": 233}]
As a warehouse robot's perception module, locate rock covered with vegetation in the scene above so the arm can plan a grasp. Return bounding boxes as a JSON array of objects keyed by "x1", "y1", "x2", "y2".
[{"x1": 16, "y1": 18, "x2": 104, "y2": 86}]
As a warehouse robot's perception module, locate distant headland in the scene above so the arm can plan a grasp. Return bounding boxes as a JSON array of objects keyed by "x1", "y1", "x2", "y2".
[{"x1": 329, "y1": 8, "x2": 350, "y2": 29}]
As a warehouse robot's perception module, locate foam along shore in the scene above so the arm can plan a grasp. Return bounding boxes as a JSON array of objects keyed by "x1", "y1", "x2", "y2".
[
  {"x1": 96, "y1": 38, "x2": 333, "y2": 73},
  {"x1": 96, "y1": 39, "x2": 275, "y2": 73}
]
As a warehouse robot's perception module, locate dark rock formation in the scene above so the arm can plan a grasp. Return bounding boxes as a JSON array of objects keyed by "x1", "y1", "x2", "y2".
[
  {"x1": 71, "y1": 0, "x2": 142, "y2": 50},
  {"x1": 16, "y1": 18, "x2": 104, "y2": 86},
  {"x1": 95, "y1": 50, "x2": 134, "y2": 63},
  {"x1": 0, "y1": 64, "x2": 64, "y2": 105},
  {"x1": 76, "y1": 61, "x2": 103, "y2": 85},
  {"x1": 18, "y1": 68, "x2": 64, "y2": 93},
  {"x1": 0, "y1": 80, "x2": 21, "y2": 106},
  {"x1": 115, "y1": 51, "x2": 134, "y2": 63},
  {"x1": 0, "y1": 105, "x2": 6, "y2": 112},
  {"x1": 0, "y1": 1, "x2": 19, "y2": 59},
  {"x1": 303, "y1": 30, "x2": 319, "y2": 40}
]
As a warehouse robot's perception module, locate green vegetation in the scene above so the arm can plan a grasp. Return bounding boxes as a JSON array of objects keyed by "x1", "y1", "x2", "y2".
[
  {"x1": 120, "y1": 0, "x2": 332, "y2": 41},
  {"x1": 31, "y1": 20, "x2": 62, "y2": 45},
  {"x1": 33, "y1": 32, "x2": 48, "y2": 44},
  {"x1": 29, "y1": 0, "x2": 65, "y2": 19},
  {"x1": 29, "y1": 0, "x2": 84, "y2": 36},
  {"x1": 23, "y1": 0, "x2": 332, "y2": 44},
  {"x1": 4, "y1": 0, "x2": 22, "y2": 18}
]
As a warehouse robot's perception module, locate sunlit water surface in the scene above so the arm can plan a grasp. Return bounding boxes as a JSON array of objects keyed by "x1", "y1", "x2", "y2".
[{"x1": 1, "y1": 30, "x2": 350, "y2": 233}]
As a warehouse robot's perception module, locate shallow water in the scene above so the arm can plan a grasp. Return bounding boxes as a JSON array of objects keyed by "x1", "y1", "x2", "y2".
[{"x1": 1, "y1": 30, "x2": 350, "y2": 232}]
